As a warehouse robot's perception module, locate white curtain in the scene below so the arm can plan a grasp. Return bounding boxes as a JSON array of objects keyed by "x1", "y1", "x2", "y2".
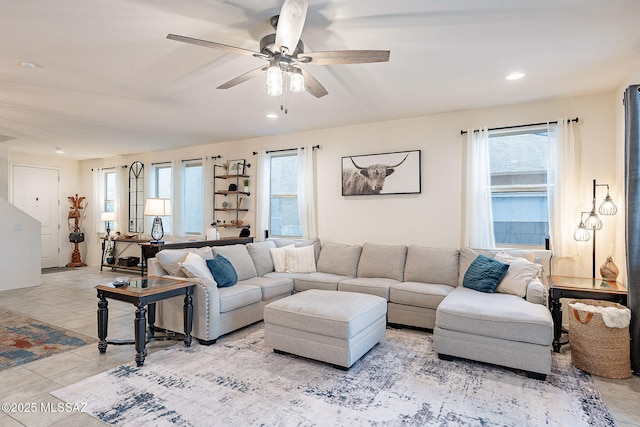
[
  {"x1": 297, "y1": 146, "x2": 318, "y2": 239},
  {"x1": 464, "y1": 127, "x2": 496, "y2": 248},
  {"x1": 548, "y1": 118, "x2": 578, "y2": 258},
  {"x1": 116, "y1": 164, "x2": 127, "y2": 233},
  {"x1": 255, "y1": 151, "x2": 271, "y2": 241},
  {"x1": 92, "y1": 168, "x2": 105, "y2": 233},
  {"x1": 172, "y1": 159, "x2": 183, "y2": 237}
]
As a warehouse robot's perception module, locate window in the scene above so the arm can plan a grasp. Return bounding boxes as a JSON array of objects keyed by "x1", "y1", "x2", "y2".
[
  {"x1": 153, "y1": 163, "x2": 172, "y2": 234},
  {"x1": 489, "y1": 128, "x2": 549, "y2": 247},
  {"x1": 103, "y1": 168, "x2": 116, "y2": 230},
  {"x1": 183, "y1": 161, "x2": 203, "y2": 235},
  {"x1": 269, "y1": 154, "x2": 301, "y2": 237}
]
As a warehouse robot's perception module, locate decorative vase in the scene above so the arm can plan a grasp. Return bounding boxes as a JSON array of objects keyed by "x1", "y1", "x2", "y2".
[{"x1": 600, "y1": 256, "x2": 619, "y2": 282}]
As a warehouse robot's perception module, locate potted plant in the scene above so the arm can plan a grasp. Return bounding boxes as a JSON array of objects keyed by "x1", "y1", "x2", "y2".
[
  {"x1": 106, "y1": 245, "x2": 116, "y2": 265},
  {"x1": 243, "y1": 178, "x2": 250, "y2": 193}
]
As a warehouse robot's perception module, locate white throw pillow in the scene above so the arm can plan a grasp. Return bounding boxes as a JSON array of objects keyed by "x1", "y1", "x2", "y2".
[
  {"x1": 494, "y1": 252, "x2": 543, "y2": 297},
  {"x1": 179, "y1": 252, "x2": 214, "y2": 281},
  {"x1": 270, "y1": 245, "x2": 294, "y2": 273},
  {"x1": 285, "y1": 245, "x2": 317, "y2": 273}
]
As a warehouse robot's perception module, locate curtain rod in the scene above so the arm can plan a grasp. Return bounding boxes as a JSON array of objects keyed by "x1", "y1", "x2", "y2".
[
  {"x1": 253, "y1": 145, "x2": 320, "y2": 155},
  {"x1": 460, "y1": 117, "x2": 579, "y2": 135},
  {"x1": 181, "y1": 158, "x2": 203, "y2": 163}
]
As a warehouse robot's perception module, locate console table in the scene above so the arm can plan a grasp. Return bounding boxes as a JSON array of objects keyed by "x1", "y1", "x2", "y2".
[
  {"x1": 100, "y1": 236, "x2": 149, "y2": 275},
  {"x1": 140, "y1": 237, "x2": 254, "y2": 275},
  {"x1": 548, "y1": 275, "x2": 627, "y2": 353}
]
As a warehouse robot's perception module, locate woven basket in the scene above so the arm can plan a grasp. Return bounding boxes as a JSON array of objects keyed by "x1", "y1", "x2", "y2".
[{"x1": 568, "y1": 299, "x2": 631, "y2": 379}]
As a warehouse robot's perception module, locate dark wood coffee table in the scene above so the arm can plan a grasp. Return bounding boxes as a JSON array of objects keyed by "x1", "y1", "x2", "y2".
[
  {"x1": 95, "y1": 276, "x2": 195, "y2": 366},
  {"x1": 548, "y1": 275, "x2": 627, "y2": 353}
]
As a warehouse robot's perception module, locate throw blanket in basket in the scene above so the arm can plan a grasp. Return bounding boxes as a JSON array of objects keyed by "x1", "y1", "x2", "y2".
[{"x1": 569, "y1": 302, "x2": 631, "y2": 328}]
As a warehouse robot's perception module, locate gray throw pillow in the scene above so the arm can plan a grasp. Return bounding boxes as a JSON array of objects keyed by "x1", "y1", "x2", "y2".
[
  {"x1": 357, "y1": 243, "x2": 407, "y2": 281},
  {"x1": 404, "y1": 246, "x2": 459, "y2": 286},
  {"x1": 246, "y1": 241, "x2": 277, "y2": 276},
  {"x1": 211, "y1": 244, "x2": 257, "y2": 281},
  {"x1": 316, "y1": 242, "x2": 362, "y2": 277}
]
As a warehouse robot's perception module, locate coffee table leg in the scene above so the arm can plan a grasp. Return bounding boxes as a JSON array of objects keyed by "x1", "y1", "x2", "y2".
[
  {"x1": 183, "y1": 287, "x2": 193, "y2": 347},
  {"x1": 551, "y1": 296, "x2": 562, "y2": 352},
  {"x1": 147, "y1": 302, "x2": 156, "y2": 341},
  {"x1": 97, "y1": 292, "x2": 108, "y2": 354},
  {"x1": 134, "y1": 304, "x2": 147, "y2": 367}
]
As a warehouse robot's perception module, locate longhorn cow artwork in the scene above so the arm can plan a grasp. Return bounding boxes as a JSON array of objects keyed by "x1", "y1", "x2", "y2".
[{"x1": 341, "y1": 150, "x2": 421, "y2": 196}]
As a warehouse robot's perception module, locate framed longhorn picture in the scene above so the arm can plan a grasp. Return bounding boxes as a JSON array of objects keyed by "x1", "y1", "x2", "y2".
[{"x1": 341, "y1": 149, "x2": 421, "y2": 196}]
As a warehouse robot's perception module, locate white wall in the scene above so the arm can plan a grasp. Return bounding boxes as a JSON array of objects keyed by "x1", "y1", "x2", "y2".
[
  {"x1": 0, "y1": 197, "x2": 40, "y2": 290},
  {"x1": 78, "y1": 90, "x2": 620, "y2": 281}
]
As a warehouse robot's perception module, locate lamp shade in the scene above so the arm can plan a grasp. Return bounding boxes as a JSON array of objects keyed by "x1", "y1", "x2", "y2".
[
  {"x1": 100, "y1": 211, "x2": 115, "y2": 222},
  {"x1": 574, "y1": 223, "x2": 591, "y2": 241},
  {"x1": 584, "y1": 211, "x2": 603, "y2": 230},
  {"x1": 599, "y1": 194, "x2": 618, "y2": 215},
  {"x1": 144, "y1": 198, "x2": 172, "y2": 217}
]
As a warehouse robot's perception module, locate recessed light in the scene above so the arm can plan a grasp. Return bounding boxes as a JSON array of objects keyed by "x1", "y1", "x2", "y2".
[
  {"x1": 55, "y1": 147, "x2": 65, "y2": 154},
  {"x1": 506, "y1": 72, "x2": 525, "y2": 80},
  {"x1": 266, "y1": 113, "x2": 278, "y2": 119},
  {"x1": 20, "y1": 61, "x2": 40, "y2": 69}
]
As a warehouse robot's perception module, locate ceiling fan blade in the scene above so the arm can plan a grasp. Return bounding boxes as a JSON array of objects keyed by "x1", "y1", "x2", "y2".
[
  {"x1": 167, "y1": 34, "x2": 265, "y2": 58},
  {"x1": 217, "y1": 65, "x2": 267, "y2": 89},
  {"x1": 299, "y1": 50, "x2": 390, "y2": 65},
  {"x1": 300, "y1": 68, "x2": 328, "y2": 98},
  {"x1": 274, "y1": 0, "x2": 308, "y2": 54}
]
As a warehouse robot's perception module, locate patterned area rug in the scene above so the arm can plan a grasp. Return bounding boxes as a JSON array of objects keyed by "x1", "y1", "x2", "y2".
[
  {"x1": 52, "y1": 327, "x2": 615, "y2": 426},
  {"x1": 0, "y1": 308, "x2": 95, "y2": 370}
]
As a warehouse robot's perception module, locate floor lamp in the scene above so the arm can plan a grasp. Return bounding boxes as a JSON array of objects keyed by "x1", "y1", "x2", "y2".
[{"x1": 573, "y1": 179, "x2": 617, "y2": 279}]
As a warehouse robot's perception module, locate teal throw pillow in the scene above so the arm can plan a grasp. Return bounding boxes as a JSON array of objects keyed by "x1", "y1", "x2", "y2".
[
  {"x1": 206, "y1": 255, "x2": 238, "y2": 288},
  {"x1": 463, "y1": 254, "x2": 509, "y2": 293}
]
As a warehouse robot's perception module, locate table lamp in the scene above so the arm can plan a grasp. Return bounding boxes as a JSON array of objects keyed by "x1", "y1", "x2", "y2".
[{"x1": 144, "y1": 198, "x2": 171, "y2": 243}]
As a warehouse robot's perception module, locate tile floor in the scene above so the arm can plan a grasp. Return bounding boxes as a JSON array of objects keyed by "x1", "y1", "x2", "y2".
[{"x1": 0, "y1": 267, "x2": 639, "y2": 426}]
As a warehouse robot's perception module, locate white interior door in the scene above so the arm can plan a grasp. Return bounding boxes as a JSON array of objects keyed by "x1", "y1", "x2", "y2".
[{"x1": 12, "y1": 165, "x2": 60, "y2": 268}]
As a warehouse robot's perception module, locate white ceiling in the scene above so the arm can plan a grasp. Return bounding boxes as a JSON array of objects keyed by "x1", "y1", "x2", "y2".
[{"x1": 2, "y1": 0, "x2": 639, "y2": 160}]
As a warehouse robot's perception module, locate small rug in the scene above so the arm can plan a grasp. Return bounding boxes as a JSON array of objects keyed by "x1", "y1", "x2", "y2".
[
  {"x1": 52, "y1": 327, "x2": 615, "y2": 426},
  {"x1": 0, "y1": 308, "x2": 95, "y2": 370}
]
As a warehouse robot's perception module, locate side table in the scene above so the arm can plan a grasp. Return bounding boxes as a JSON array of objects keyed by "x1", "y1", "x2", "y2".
[
  {"x1": 548, "y1": 275, "x2": 627, "y2": 353},
  {"x1": 95, "y1": 276, "x2": 195, "y2": 366}
]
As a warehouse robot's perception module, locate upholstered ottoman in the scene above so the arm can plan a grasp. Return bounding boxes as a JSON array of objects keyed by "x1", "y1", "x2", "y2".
[{"x1": 264, "y1": 289, "x2": 387, "y2": 368}]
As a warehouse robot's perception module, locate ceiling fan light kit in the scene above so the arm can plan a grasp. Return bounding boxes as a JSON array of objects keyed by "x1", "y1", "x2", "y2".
[{"x1": 167, "y1": 0, "x2": 390, "y2": 110}]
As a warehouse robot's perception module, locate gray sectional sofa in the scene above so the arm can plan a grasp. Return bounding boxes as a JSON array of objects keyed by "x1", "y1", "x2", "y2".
[{"x1": 147, "y1": 239, "x2": 554, "y2": 379}]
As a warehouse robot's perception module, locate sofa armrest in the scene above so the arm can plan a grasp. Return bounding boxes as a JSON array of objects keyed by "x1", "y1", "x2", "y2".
[{"x1": 525, "y1": 277, "x2": 547, "y2": 306}]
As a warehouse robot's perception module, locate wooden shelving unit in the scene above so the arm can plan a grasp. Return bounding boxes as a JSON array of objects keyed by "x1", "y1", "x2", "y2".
[{"x1": 213, "y1": 163, "x2": 251, "y2": 233}]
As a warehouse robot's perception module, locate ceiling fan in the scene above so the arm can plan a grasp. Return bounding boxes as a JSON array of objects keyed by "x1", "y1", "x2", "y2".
[{"x1": 167, "y1": 0, "x2": 390, "y2": 99}]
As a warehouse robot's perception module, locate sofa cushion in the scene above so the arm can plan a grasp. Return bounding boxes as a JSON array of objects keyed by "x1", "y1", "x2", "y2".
[
  {"x1": 462, "y1": 254, "x2": 509, "y2": 293},
  {"x1": 218, "y1": 284, "x2": 262, "y2": 313},
  {"x1": 494, "y1": 252, "x2": 543, "y2": 298},
  {"x1": 457, "y1": 247, "x2": 535, "y2": 287},
  {"x1": 316, "y1": 242, "x2": 362, "y2": 277},
  {"x1": 156, "y1": 247, "x2": 213, "y2": 277},
  {"x1": 338, "y1": 277, "x2": 399, "y2": 300},
  {"x1": 389, "y1": 282, "x2": 455, "y2": 310},
  {"x1": 246, "y1": 241, "x2": 277, "y2": 276},
  {"x1": 357, "y1": 243, "x2": 407, "y2": 282},
  {"x1": 179, "y1": 251, "x2": 215, "y2": 282},
  {"x1": 263, "y1": 271, "x2": 348, "y2": 292},
  {"x1": 404, "y1": 246, "x2": 459, "y2": 287},
  {"x1": 212, "y1": 244, "x2": 257, "y2": 281},
  {"x1": 435, "y1": 287, "x2": 553, "y2": 346},
  {"x1": 238, "y1": 276, "x2": 293, "y2": 301},
  {"x1": 271, "y1": 238, "x2": 322, "y2": 261},
  {"x1": 206, "y1": 255, "x2": 238, "y2": 288},
  {"x1": 285, "y1": 245, "x2": 317, "y2": 273}
]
